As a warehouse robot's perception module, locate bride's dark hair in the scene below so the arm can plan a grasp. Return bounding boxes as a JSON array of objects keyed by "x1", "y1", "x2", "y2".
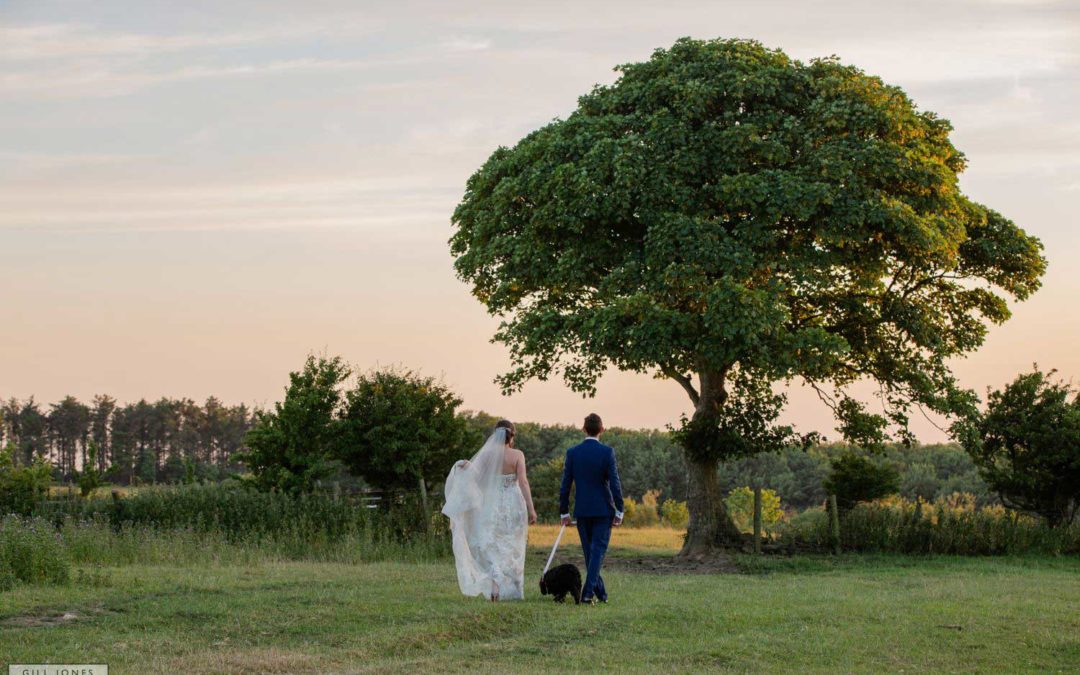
[{"x1": 495, "y1": 419, "x2": 515, "y2": 443}]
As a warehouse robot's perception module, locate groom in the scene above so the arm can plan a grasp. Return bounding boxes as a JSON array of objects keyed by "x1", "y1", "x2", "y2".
[{"x1": 559, "y1": 413, "x2": 625, "y2": 605}]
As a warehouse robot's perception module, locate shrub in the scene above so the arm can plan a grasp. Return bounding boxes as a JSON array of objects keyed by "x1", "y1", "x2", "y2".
[
  {"x1": 0, "y1": 515, "x2": 70, "y2": 588},
  {"x1": 623, "y1": 489, "x2": 661, "y2": 527},
  {"x1": 528, "y1": 457, "x2": 567, "y2": 522},
  {"x1": 660, "y1": 499, "x2": 689, "y2": 529},
  {"x1": 824, "y1": 452, "x2": 900, "y2": 511},
  {"x1": 958, "y1": 368, "x2": 1080, "y2": 527},
  {"x1": 779, "y1": 493, "x2": 1079, "y2": 555},
  {"x1": 33, "y1": 482, "x2": 446, "y2": 550},
  {"x1": 725, "y1": 487, "x2": 783, "y2": 534},
  {"x1": 76, "y1": 441, "x2": 104, "y2": 498},
  {"x1": 0, "y1": 444, "x2": 52, "y2": 516},
  {"x1": 238, "y1": 355, "x2": 351, "y2": 494},
  {"x1": 340, "y1": 368, "x2": 475, "y2": 493}
]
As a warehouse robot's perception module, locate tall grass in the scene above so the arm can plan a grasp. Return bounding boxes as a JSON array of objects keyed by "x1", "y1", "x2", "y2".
[
  {"x1": 0, "y1": 483, "x2": 450, "y2": 590},
  {"x1": 780, "y1": 493, "x2": 1080, "y2": 555},
  {"x1": 33, "y1": 482, "x2": 446, "y2": 545},
  {"x1": 58, "y1": 515, "x2": 449, "y2": 567},
  {"x1": 1, "y1": 515, "x2": 71, "y2": 589}
]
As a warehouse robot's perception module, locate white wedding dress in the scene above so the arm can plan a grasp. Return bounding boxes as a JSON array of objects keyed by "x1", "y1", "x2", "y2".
[{"x1": 442, "y1": 429, "x2": 527, "y2": 600}]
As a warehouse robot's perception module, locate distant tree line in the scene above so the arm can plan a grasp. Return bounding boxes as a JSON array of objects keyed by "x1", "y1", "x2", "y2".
[
  {"x1": 461, "y1": 411, "x2": 991, "y2": 512},
  {"x1": 0, "y1": 396, "x2": 250, "y2": 484},
  {"x1": 5, "y1": 366, "x2": 1074, "y2": 529},
  {"x1": 1, "y1": 391, "x2": 988, "y2": 506}
]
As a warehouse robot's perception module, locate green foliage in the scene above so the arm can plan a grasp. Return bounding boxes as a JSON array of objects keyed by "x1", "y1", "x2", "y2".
[
  {"x1": 959, "y1": 368, "x2": 1080, "y2": 526},
  {"x1": 240, "y1": 357, "x2": 474, "y2": 495},
  {"x1": 31, "y1": 483, "x2": 447, "y2": 558},
  {"x1": 527, "y1": 456, "x2": 567, "y2": 522},
  {"x1": 824, "y1": 452, "x2": 900, "y2": 511},
  {"x1": 725, "y1": 486, "x2": 784, "y2": 533},
  {"x1": 672, "y1": 369, "x2": 809, "y2": 463},
  {"x1": 780, "y1": 494, "x2": 1079, "y2": 555},
  {"x1": 623, "y1": 490, "x2": 690, "y2": 528},
  {"x1": 0, "y1": 515, "x2": 70, "y2": 589},
  {"x1": 76, "y1": 441, "x2": 104, "y2": 498},
  {"x1": 238, "y1": 356, "x2": 351, "y2": 494},
  {"x1": 451, "y1": 36, "x2": 1044, "y2": 454},
  {"x1": 0, "y1": 444, "x2": 52, "y2": 515},
  {"x1": 463, "y1": 412, "x2": 691, "y2": 504},
  {"x1": 624, "y1": 489, "x2": 662, "y2": 527},
  {"x1": 717, "y1": 442, "x2": 988, "y2": 510},
  {"x1": 340, "y1": 368, "x2": 474, "y2": 491},
  {"x1": 660, "y1": 498, "x2": 690, "y2": 529}
]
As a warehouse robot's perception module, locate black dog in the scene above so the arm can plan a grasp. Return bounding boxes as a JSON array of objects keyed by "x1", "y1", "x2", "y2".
[{"x1": 539, "y1": 563, "x2": 582, "y2": 604}]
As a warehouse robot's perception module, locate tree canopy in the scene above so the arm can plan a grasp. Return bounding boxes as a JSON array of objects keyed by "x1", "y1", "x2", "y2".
[
  {"x1": 240, "y1": 355, "x2": 351, "y2": 494},
  {"x1": 959, "y1": 368, "x2": 1079, "y2": 526},
  {"x1": 339, "y1": 369, "x2": 474, "y2": 492},
  {"x1": 450, "y1": 37, "x2": 1045, "y2": 553}
]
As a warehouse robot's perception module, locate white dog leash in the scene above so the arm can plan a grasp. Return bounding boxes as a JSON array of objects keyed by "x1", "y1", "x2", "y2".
[{"x1": 541, "y1": 523, "x2": 568, "y2": 577}]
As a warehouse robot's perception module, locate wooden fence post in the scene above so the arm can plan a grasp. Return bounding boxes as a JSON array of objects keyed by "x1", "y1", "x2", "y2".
[
  {"x1": 753, "y1": 487, "x2": 763, "y2": 555},
  {"x1": 828, "y1": 494, "x2": 841, "y2": 555},
  {"x1": 418, "y1": 476, "x2": 430, "y2": 531}
]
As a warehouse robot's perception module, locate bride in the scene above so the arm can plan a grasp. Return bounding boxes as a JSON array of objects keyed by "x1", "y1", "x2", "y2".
[{"x1": 442, "y1": 419, "x2": 538, "y2": 601}]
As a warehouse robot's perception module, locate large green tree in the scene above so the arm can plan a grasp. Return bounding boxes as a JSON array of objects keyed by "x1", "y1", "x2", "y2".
[
  {"x1": 958, "y1": 368, "x2": 1079, "y2": 526},
  {"x1": 239, "y1": 356, "x2": 351, "y2": 494},
  {"x1": 339, "y1": 369, "x2": 474, "y2": 495},
  {"x1": 450, "y1": 38, "x2": 1045, "y2": 555}
]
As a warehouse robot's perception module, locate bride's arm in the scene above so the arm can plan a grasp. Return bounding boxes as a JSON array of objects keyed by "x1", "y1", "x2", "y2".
[{"x1": 516, "y1": 451, "x2": 538, "y2": 524}]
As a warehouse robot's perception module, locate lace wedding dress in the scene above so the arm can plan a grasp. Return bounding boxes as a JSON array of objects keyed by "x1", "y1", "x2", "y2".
[{"x1": 442, "y1": 430, "x2": 527, "y2": 600}]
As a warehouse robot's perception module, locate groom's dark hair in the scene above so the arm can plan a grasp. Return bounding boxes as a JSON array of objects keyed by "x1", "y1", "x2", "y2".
[{"x1": 583, "y1": 413, "x2": 603, "y2": 437}]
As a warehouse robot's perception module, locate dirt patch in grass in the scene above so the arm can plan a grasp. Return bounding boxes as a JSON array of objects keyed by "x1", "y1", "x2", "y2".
[{"x1": 2, "y1": 604, "x2": 115, "y2": 628}]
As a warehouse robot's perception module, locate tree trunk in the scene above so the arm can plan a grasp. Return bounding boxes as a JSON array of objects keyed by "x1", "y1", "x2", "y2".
[
  {"x1": 677, "y1": 368, "x2": 744, "y2": 558},
  {"x1": 680, "y1": 456, "x2": 744, "y2": 556}
]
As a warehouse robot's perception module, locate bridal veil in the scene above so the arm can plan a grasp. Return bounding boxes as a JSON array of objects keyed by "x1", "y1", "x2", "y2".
[{"x1": 441, "y1": 428, "x2": 508, "y2": 598}]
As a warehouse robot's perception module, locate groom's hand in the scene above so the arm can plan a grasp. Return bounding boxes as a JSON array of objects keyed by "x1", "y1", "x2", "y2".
[
  {"x1": 613, "y1": 515, "x2": 623, "y2": 527},
  {"x1": 560, "y1": 515, "x2": 571, "y2": 526}
]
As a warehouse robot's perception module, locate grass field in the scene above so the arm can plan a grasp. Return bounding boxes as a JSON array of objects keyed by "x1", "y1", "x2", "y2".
[{"x1": 3, "y1": 528, "x2": 1078, "y2": 673}]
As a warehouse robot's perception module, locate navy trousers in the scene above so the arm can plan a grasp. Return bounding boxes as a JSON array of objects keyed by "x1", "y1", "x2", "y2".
[{"x1": 576, "y1": 516, "x2": 612, "y2": 601}]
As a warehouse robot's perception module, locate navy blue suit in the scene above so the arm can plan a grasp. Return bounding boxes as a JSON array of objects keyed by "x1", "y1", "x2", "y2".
[{"x1": 559, "y1": 437, "x2": 625, "y2": 601}]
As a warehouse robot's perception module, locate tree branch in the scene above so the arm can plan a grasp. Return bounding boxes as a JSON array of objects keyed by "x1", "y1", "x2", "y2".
[{"x1": 661, "y1": 366, "x2": 700, "y2": 406}]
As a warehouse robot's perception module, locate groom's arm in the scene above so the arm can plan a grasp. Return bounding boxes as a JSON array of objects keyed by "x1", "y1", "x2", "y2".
[
  {"x1": 608, "y1": 449, "x2": 625, "y2": 525},
  {"x1": 559, "y1": 449, "x2": 573, "y2": 524}
]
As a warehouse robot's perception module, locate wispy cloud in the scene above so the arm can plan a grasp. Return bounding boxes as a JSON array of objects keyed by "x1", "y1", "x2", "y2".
[
  {"x1": 0, "y1": 20, "x2": 381, "y2": 61},
  {"x1": 440, "y1": 36, "x2": 492, "y2": 52},
  {"x1": 0, "y1": 55, "x2": 428, "y2": 97},
  {"x1": 0, "y1": 23, "x2": 289, "y2": 60}
]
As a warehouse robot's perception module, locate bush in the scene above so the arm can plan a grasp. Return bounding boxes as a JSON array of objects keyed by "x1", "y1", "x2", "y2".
[
  {"x1": 725, "y1": 487, "x2": 783, "y2": 534},
  {"x1": 623, "y1": 489, "x2": 662, "y2": 527},
  {"x1": 0, "y1": 515, "x2": 70, "y2": 589},
  {"x1": 75, "y1": 441, "x2": 104, "y2": 498},
  {"x1": 0, "y1": 444, "x2": 52, "y2": 516},
  {"x1": 824, "y1": 452, "x2": 900, "y2": 511},
  {"x1": 16, "y1": 483, "x2": 450, "y2": 569},
  {"x1": 239, "y1": 355, "x2": 351, "y2": 494},
  {"x1": 779, "y1": 493, "x2": 1079, "y2": 555},
  {"x1": 959, "y1": 368, "x2": 1080, "y2": 526},
  {"x1": 32, "y1": 482, "x2": 447, "y2": 551},
  {"x1": 660, "y1": 499, "x2": 689, "y2": 529},
  {"x1": 528, "y1": 457, "x2": 566, "y2": 522}
]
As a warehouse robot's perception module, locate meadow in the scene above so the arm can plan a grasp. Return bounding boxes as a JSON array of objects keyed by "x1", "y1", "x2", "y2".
[{"x1": 3, "y1": 517, "x2": 1078, "y2": 674}]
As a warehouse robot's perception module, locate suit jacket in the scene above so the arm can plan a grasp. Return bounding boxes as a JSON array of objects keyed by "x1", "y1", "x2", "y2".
[{"x1": 559, "y1": 437, "x2": 625, "y2": 518}]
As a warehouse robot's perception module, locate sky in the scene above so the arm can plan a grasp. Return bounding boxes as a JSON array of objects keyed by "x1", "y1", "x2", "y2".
[{"x1": 1, "y1": 0, "x2": 1078, "y2": 443}]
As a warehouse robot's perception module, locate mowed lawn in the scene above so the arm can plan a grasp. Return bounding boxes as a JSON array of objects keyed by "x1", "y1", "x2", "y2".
[{"x1": 2, "y1": 529, "x2": 1078, "y2": 673}]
